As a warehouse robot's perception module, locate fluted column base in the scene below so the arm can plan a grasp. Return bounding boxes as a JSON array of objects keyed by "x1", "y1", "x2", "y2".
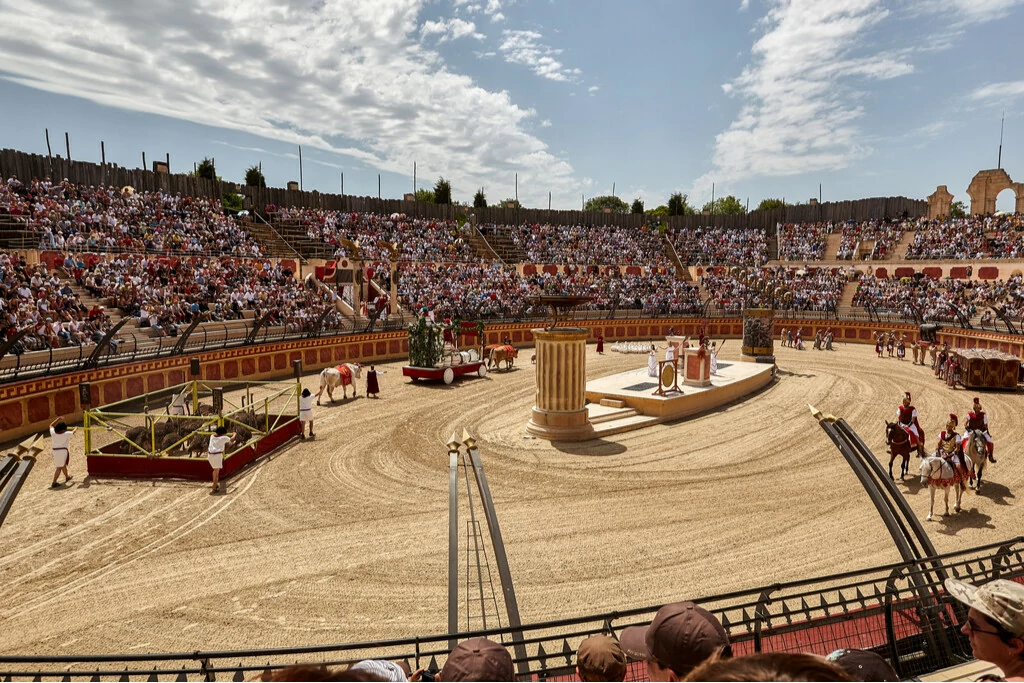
[{"x1": 526, "y1": 327, "x2": 593, "y2": 441}]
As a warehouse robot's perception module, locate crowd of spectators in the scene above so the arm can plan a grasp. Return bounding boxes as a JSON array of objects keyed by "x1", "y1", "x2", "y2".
[
  {"x1": 853, "y1": 271, "x2": 1024, "y2": 323},
  {"x1": 396, "y1": 263, "x2": 702, "y2": 320},
  {"x1": 777, "y1": 223, "x2": 831, "y2": 261},
  {"x1": 905, "y1": 214, "x2": 1024, "y2": 260},
  {"x1": 834, "y1": 219, "x2": 907, "y2": 260},
  {"x1": 3, "y1": 176, "x2": 260, "y2": 256},
  {"x1": 700, "y1": 266, "x2": 847, "y2": 313},
  {"x1": 1, "y1": 250, "x2": 115, "y2": 352},
  {"x1": 75, "y1": 255, "x2": 337, "y2": 336},
  {"x1": 505, "y1": 223, "x2": 669, "y2": 266},
  {"x1": 271, "y1": 208, "x2": 479, "y2": 263},
  {"x1": 668, "y1": 227, "x2": 768, "y2": 266}
]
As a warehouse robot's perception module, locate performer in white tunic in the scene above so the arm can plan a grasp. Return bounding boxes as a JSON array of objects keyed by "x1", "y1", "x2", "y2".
[
  {"x1": 299, "y1": 388, "x2": 315, "y2": 439},
  {"x1": 665, "y1": 342, "x2": 676, "y2": 362},
  {"x1": 169, "y1": 387, "x2": 188, "y2": 416},
  {"x1": 49, "y1": 416, "x2": 76, "y2": 488},
  {"x1": 710, "y1": 342, "x2": 719, "y2": 376},
  {"x1": 208, "y1": 426, "x2": 235, "y2": 494},
  {"x1": 648, "y1": 345, "x2": 658, "y2": 377}
]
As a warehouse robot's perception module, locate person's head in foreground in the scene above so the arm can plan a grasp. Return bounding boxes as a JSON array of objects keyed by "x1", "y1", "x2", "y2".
[
  {"x1": 683, "y1": 652, "x2": 854, "y2": 681},
  {"x1": 440, "y1": 637, "x2": 514, "y2": 682},
  {"x1": 825, "y1": 649, "x2": 899, "y2": 681},
  {"x1": 576, "y1": 634, "x2": 627, "y2": 682},
  {"x1": 946, "y1": 578, "x2": 1024, "y2": 681},
  {"x1": 620, "y1": 601, "x2": 732, "y2": 681}
]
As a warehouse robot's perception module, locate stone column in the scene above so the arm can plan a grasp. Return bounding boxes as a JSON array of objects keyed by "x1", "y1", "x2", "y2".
[{"x1": 526, "y1": 327, "x2": 593, "y2": 440}]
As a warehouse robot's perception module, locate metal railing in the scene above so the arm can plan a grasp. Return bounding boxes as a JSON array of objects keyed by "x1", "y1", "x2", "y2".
[{"x1": 1, "y1": 538, "x2": 1021, "y2": 681}]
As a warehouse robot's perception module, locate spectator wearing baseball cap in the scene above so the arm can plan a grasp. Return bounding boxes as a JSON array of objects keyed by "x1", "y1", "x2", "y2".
[
  {"x1": 620, "y1": 601, "x2": 731, "y2": 681},
  {"x1": 576, "y1": 635, "x2": 627, "y2": 682},
  {"x1": 825, "y1": 649, "x2": 898, "y2": 681},
  {"x1": 946, "y1": 578, "x2": 1024, "y2": 681},
  {"x1": 439, "y1": 638, "x2": 513, "y2": 682}
]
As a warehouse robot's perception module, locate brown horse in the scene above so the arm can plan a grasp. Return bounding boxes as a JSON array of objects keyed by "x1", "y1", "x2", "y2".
[{"x1": 885, "y1": 421, "x2": 913, "y2": 480}]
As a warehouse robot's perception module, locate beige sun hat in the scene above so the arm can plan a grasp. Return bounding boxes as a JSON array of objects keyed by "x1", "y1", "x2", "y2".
[{"x1": 945, "y1": 578, "x2": 1024, "y2": 637}]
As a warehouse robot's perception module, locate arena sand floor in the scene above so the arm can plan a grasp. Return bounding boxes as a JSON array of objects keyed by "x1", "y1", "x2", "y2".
[{"x1": 1, "y1": 342, "x2": 1021, "y2": 655}]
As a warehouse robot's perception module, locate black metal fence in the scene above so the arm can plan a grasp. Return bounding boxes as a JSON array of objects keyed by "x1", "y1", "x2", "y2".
[{"x1": 1, "y1": 538, "x2": 1021, "y2": 681}]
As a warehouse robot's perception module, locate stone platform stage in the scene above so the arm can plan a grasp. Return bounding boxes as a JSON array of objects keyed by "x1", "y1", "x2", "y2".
[{"x1": 583, "y1": 359, "x2": 775, "y2": 437}]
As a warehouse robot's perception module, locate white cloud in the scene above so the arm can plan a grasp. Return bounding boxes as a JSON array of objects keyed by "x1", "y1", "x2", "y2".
[
  {"x1": 739, "y1": 0, "x2": 751, "y2": 10},
  {"x1": 499, "y1": 29, "x2": 581, "y2": 82},
  {"x1": 0, "y1": 0, "x2": 583, "y2": 207},
  {"x1": 694, "y1": 0, "x2": 915, "y2": 196},
  {"x1": 540, "y1": 119, "x2": 552, "y2": 127},
  {"x1": 917, "y1": 0, "x2": 1024, "y2": 24},
  {"x1": 587, "y1": 86, "x2": 599, "y2": 94},
  {"x1": 970, "y1": 81, "x2": 1024, "y2": 101},
  {"x1": 421, "y1": 17, "x2": 485, "y2": 43}
]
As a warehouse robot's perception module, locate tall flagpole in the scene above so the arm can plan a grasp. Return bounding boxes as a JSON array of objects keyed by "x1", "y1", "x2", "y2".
[{"x1": 998, "y1": 111, "x2": 1005, "y2": 170}]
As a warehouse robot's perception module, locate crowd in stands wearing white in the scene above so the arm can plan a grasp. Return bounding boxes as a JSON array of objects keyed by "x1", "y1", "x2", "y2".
[
  {"x1": 905, "y1": 214, "x2": 1024, "y2": 260},
  {"x1": 778, "y1": 223, "x2": 831, "y2": 261},
  {"x1": 1, "y1": 250, "x2": 114, "y2": 352},
  {"x1": 700, "y1": 267, "x2": 848, "y2": 313},
  {"x1": 668, "y1": 227, "x2": 768, "y2": 266},
  {"x1": 834, "y1": 220, "x2": 907, "y2": 260},
  {"x1": 3, "y1": 177, "x2": 260, "y2": 257},
  {"x1": 271, "y1": 208, "x2": 479, "y2": 263},
  {"x1": 506, "y1": 223, "x2": 670, "y2": 266}
]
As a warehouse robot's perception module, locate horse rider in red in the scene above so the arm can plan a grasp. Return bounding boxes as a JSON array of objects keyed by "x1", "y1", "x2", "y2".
[
  {"x1": 936, "y1": 414, "x2": 971, "y2": 481},
  {"x1": 897, "y1": 392, "x2": 926, "y2": 457},
  {"x1": 962, "y1": 396, "x2": 996, "y2": 463}
]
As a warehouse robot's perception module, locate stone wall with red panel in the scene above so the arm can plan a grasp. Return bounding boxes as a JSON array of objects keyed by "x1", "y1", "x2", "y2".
[{"x1": 2, "y1": 318, "x2": 1020, "y2": 445}]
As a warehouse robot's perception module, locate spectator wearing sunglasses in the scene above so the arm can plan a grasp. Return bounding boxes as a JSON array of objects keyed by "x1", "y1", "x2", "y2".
[{"x1": 946, "y1": 578, "x2": 1024, "y2": 681}]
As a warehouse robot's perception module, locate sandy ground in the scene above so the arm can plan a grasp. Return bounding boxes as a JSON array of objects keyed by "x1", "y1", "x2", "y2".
[{"x1": 1, "y1": 342, "x2": 1021, "y2": 655}]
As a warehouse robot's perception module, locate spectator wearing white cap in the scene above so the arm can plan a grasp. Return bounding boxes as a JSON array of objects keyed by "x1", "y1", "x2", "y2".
[{"x1": 946, "y1": 578, "x2": 1024, "y2": 681}]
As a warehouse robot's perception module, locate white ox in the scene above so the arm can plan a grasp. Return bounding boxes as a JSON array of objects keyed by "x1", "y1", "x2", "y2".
[{"x1": 317, "y1": 363, "x2": 363, "y2": 404}]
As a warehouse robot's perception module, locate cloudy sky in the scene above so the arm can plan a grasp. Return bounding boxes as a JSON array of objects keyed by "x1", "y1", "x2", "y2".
[{"x1": 0, "y1": 0, "x2": 1022, "y2": 210}]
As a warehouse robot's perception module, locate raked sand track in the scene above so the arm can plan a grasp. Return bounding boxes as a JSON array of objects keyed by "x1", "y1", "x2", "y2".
[{"x1": 1, "y1": 343, "x2": 1021, "y2": 655}]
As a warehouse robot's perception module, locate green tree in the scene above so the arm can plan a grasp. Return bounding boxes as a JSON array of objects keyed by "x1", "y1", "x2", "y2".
[
  {"x1": 433, "y1": 177, "x2": 452, "y2": 205},
  {"x1": 646, "y1": 204, "x2": 670, "y2": 218},
  {"x1": 414, "y1": 188, "x2": 435, "y2": 203},
  {"x1": 244, "y1": 165, "x2": 266, "y2": 188},
  {"x1": 221, "y1": 191, "x2": 243, "y2": 212},
  {"x1": 703, "y1": 195, "x2": 746, "y2": 215},
  {"x1": 195, "y1": 157, "x2": 216, "y2": 181},
  {"x1": 495, "y1": 198, "x2": 522, "y2": 209},
  {"x1": 667, "y1": 192, "x2": 694, "y2": 216},
  {"x1": 950, "y1": 200, "x2": 967, "y2": 219},
  {"x1": 473, "y1": 188, "x2": 487, "y2": 209},
  {"x1": 584, "y1": 195, "x2": 629, "y2": 212},
  {"x1": 631, "y1": 197, "x2": 644, "y2": 214},
  {"x1": 756, "y1": 198, "x2": 785, "y2": 212}
]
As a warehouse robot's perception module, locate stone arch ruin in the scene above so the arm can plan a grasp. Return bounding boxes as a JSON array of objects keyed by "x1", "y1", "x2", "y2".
[{"x1": 928, "y1": 168, "x2": 1024, "y2": 219}]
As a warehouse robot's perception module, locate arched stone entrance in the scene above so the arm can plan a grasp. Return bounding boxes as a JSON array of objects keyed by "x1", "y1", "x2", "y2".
[{"x1": 966, "y1": 168, "x2": 1024, "y2": 215}]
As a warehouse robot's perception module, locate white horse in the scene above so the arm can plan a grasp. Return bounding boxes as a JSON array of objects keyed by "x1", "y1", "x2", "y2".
[
  {"x1": 316, "y1": 363, "x2": 363, "y2": 404},
  {"x1": 963, "y1": 429, "x2": 990, "y2": 491},
  {"x1": 919, "y1": 455, "x2": 964, "y2": 521}
]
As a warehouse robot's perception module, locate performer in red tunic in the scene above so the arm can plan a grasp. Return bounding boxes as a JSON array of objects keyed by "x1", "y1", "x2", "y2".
[
  {"x1": 962, "y1": 396, "x2": 995, "y2": 463},
  {"x1": 875, "y1": 332, "x2": 884, "y2": 358},
  {"x1": 596, "y1": 333, "x2": 604, "y2": 354},
  {"x1": 366, "y1": 365, "x2": 381, "y2": 398},
  {"x1": 896, "y1": 392, "x2": 925, "y2": 456}
]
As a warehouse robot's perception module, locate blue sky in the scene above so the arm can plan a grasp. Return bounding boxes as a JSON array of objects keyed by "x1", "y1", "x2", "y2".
[{"x1": 0, "y1": 0, "x2": 1022, "y2": 211}]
